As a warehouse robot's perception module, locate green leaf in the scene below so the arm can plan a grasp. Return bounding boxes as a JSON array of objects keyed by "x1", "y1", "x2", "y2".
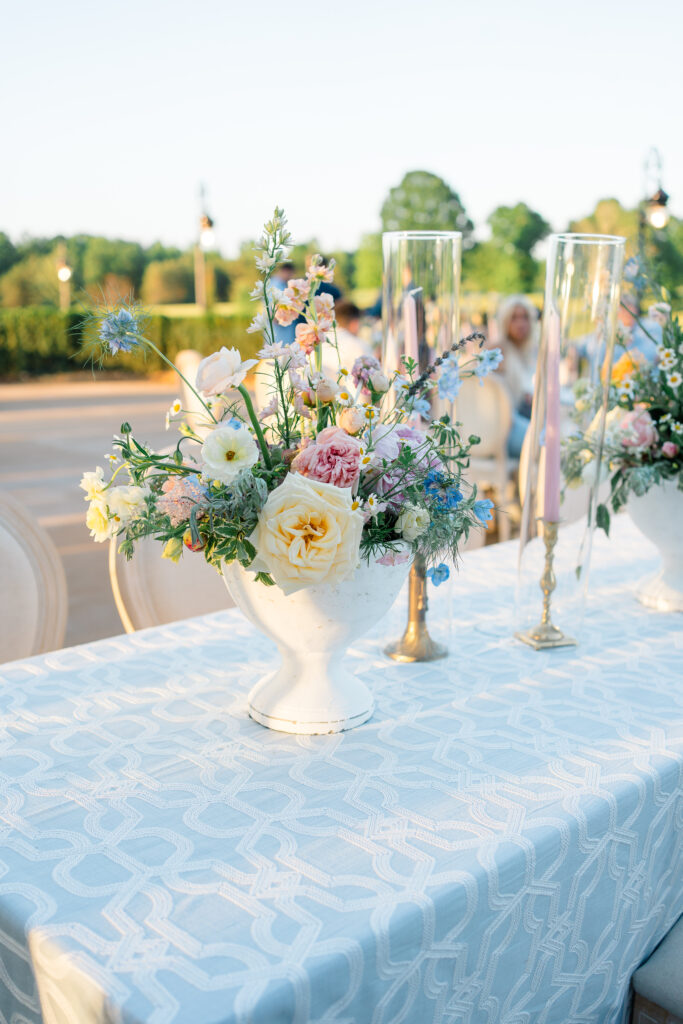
[
  {"x1": 255, "y1": 571, "x2": 276, "y2": 587},
  {"x1": 596, "y1": 503, "x2": 610, "y2": 536}
]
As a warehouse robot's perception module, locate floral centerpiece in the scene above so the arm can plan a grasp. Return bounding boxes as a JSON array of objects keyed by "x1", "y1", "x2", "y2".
[
  {"x1": 563, "y1": 283, "x2": 682, "y2": 530},
  {"x1": 81, "y1": 209, "x2": 501, "y2": 731},
  {"x1": 562, "y1": 270, "x2": 683, "y2": 611}
]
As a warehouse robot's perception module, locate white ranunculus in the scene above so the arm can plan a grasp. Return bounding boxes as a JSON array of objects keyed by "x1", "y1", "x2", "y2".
[
  {"x1": 201, "y1": 424, "x2": 259, "y2": 484},
  {"x1": 369, "y1": 369, "x2": 390, "y2": 393},
  {"x1": 195, "y1": 347, "x2": 258, "y2": 396},
  {"x1": 85, "y1": 496, "x2": 112, "y2": 543},
  {"x1": 396, "y1": 504, "x2": 430, "y2": 542},
  {"x1": 107, "y1": 485, "x2": 148, "y2": 526},
  {"x1": 249, "y1": 473, "x2": 363, "y2": 595}
]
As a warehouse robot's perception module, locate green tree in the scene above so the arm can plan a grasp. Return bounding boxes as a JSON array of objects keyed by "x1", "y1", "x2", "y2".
[
  {"x1": 141, "y1": 257, "x2": 194, "y2": 305},
  {"x1": 488, "y1": 202, "x2": 550, "y2": 257},
  {"x1": 0, "y1": 233, "x2": 18, "y2": 276},
  {"x1": 569, "y1": 198, "x2": 639, "y2": 241},
  {"x1": 570, "y1": 198, "x2": 683, "y2": 301},
  {"x1": 0, "y1": 253, "x2": 59, "y2": 307},
  {"x1": 355, "y1": 233, "x2": 383, "y2": 290},
  {"x1": 462, "y1": 242, "x2": 527, "y2": 294},
  {"x1": 380, "y1": 171, "x2": 473, "y2": 244},
  {"x1": 81, "y1": 237, "x2": 146, "y2": 291}
]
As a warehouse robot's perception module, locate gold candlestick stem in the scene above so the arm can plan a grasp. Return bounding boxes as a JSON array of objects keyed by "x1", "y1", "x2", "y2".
[
  {"x1": 515, "y1": 520, "x2": 576, "y2": 650},
  {"x1": 385, "y1": 554, "x2": 448, "y2": 662}
]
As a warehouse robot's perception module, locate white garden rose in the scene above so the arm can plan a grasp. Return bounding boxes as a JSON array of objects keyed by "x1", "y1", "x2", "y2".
[
  {"x1": 85, "y1": 496, "x2": 112, "y2": 543},
  {"x1": 249, "y1": 473, "x2": 364, "y2": 595},
  {"x1": 196, "y1": 347, "x2": 258, "y2": 396},
  {"x1": 396, "y1": 504, "x2": 430, "y2": 541},
  {"x1": 201, "y1": 424, "x2": 259, "y2": 484}
]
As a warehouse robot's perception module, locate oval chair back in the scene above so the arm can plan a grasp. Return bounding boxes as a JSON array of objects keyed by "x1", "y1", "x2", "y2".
[
  {"x1": 0, "y1": 494, "x2": 67, "y2": 662},
  {"x1": 109, "y1": 534, "x2": 232, "y2": 633}
]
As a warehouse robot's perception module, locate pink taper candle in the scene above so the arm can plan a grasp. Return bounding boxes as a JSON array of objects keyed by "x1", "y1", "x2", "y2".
[
  {"x1": 403, "y1": 292, "x2": 419, "y2": 369},
  {"x1": 544, "y1": 306, "x2": 561, "y2": 522}
]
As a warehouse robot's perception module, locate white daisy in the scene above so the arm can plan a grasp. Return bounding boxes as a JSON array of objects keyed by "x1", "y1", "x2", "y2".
[
  {"x1": 365, "y1": 494, "x2": 386, "y2": 516},
  {"x1": 666, "y1": 371, "x2": 682, "y2": 390},
  {"x1": 337, "y1": 388, "x2": 355, "y2": 407}
]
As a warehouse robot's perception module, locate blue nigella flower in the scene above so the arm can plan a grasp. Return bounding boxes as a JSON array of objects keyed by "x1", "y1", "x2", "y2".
[
  {"x1": 98, "y1": 306, "x2": 146, "y2": 354},
  {"x1": 426, "y1": 563, "x2": 450, "y2": 587},
  {"x1": 227, "y1": 418, "x2": 243, "y2": 429},
  {"x1": 411, "y1": 395, "x2": 432, "y2": 418},
  {"x1": 623, "y1": 257, "x2": 641, "y2": 283},
  {"x1": 424, "y1": 469, "x2": 462, "y2": 509},
  {"x1": 475, "y1": 347, "x2": 503, "y2": 381},
  {"x1": 438, "y1": 357, "x2": 461, "y2": 401},
  {"x1": 473, "y1": 498, "x2": 495, "y2": 524}
]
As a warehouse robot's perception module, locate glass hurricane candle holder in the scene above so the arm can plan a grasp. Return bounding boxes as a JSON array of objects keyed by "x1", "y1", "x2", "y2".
[
  {"x1": 516, "y1": 233, "x2": 625, "y2": 648},
  {"x1": 381, "y1": 230, "x2": 462, "y2": 661}
]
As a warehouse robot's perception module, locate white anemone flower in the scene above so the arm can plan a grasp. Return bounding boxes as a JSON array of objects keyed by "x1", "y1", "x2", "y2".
[{"x1": 201, "y1": 424, "x2": 259, "y2": 484}]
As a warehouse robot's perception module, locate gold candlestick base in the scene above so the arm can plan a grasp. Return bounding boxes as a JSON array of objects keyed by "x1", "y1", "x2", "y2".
[
  {"x1": 385, "y1": 555, "x2": 448, "y2": 663},
  {"x1": 515, "y1": 519, "x2": 577, "y2": 651}
]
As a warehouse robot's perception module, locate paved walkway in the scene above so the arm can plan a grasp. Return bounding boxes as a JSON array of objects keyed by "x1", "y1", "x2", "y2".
[{"x1": 0, "y1": 377, "x2": 176, "y2": 647}]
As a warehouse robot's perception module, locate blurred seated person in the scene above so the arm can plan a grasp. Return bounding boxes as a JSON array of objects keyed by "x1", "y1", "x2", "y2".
[
  {"x1": 495, "y1": 295, "x2": 539, "y2": 458},
  {"x1": 268, "y1": 261, "x2": 296, "y2": 344},
  {"x1": 615, "y1": 293, "x2": 661, "y2": 361},
  {"x1": 323, "y1": 300, "x2": 370, "y2": 373}
]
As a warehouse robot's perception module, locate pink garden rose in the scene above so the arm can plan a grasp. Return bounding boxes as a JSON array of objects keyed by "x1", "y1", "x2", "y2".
[
  {"x1": 291, "y1": 426, "x2": 361, "y2": 488},
  {"x1": 661, "y1": 441, "x2": 679, "y2": 458},
  {"x1": 618, "y1": 407, "x2": 658, "y2": 453}
]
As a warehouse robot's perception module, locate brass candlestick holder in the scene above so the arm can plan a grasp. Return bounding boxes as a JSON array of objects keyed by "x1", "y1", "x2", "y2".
[
  {"x1": 385, "y1": 554, "x2": 448, "y2": 662},
  {"x1": 515, "y1": 520, "x2": 576, "y2": 650}
]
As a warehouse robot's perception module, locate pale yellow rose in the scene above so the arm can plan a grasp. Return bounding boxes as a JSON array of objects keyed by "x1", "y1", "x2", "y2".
[
  {"x1": 249, "y1": 473, "x2": 363, "y2": 594},
  {"x1": 86, "y1": 497, "x2": 112, "y2": 543}
]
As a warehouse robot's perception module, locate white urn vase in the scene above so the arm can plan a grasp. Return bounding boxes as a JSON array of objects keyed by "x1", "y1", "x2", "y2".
[
  {"x1": 627, "y1": 479, "x2": 683, "y2": 612},
  {"x1": 222, "y1": 555, "x2": 411, "y2": 734}
]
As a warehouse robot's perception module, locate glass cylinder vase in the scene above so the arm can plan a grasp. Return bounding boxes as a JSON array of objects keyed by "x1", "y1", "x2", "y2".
[
  {"x1": 516, "y1": 232, "x2": 625, "y2": 648},
  {"x1": 381, "y1": 230, "x2": 462, "y2": 661}
]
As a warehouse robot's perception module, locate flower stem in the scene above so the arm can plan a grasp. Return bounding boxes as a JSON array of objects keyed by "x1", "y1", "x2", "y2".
[
  {"x1": 238, "y1": 384, "x2": 273, "y2": 469},
  {"x1": 142, "y1": 337, "x2": 218, "y2": 424}
]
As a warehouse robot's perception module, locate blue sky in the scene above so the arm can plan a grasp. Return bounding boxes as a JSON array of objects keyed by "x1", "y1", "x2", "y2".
[{"x1": 2, "y1": 0, "x2": 681, "y2": 254}]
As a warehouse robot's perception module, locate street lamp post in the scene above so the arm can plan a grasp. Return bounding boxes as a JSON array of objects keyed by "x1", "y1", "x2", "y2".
[
  {"x1": 636, "y1": 148, "x2": 670, "y2": 310},
  {"x1": 56, "y1": 242, "x2": 72, "y2": 312},
  {"x1": 194, "y1": 185, "x2": 215, "y2": 311}
]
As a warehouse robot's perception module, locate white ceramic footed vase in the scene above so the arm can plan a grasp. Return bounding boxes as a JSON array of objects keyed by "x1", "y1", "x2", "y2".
[
  {"x1": 627, "y1": 479, "x2": 683, "y2": 612},
  {"x1": 222, "y1": 554, "x2": 411, "y2": 734}
]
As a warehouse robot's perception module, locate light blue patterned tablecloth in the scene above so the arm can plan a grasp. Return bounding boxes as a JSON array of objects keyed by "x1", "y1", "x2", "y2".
[{"x1": 0, "y1": 517, "x2": 681, "y2": 1024}]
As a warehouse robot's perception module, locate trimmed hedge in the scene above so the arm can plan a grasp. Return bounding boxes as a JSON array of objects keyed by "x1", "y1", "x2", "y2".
[{"x1": 0, "y1": 308, "x2": 257, "y2": 379}]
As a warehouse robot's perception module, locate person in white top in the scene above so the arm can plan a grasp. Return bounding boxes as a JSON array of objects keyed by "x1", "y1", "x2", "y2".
[
  {"x1": 324, "y1": 300, "x2": 371, "y2": 374},
  {"x1": 495, "y1": 294, "x2": 539, "y2": 457}
]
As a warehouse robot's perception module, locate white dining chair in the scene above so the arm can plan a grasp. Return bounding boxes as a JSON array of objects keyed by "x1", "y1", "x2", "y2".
[
  {"x1": 109, "y1": 534, "x2": 232, "y2": 633},
  {"x1": 0, "y1": 493, "x2": 67, "y2": 662},
  {"x1": 454, "y1": 375, "x2": 514, "y2": 541}
]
